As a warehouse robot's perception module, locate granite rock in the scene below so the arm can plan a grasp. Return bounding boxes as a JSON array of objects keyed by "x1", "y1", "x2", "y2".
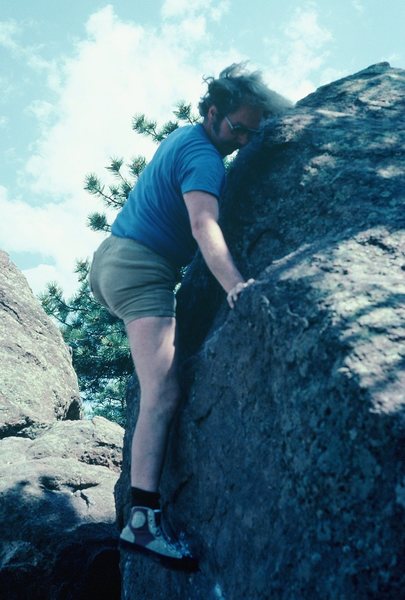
[{"x1": 0, "y1": 251, "x2": 81, "y2": 437}]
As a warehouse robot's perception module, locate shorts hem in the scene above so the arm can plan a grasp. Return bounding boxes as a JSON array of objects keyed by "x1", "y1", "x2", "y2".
[{"x1": 123, "y1": 311, "x2": 176, "y2": 326}]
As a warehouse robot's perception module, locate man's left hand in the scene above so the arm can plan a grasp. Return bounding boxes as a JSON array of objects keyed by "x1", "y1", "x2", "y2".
[{"x1": 226, "y1": 278, "x2": 255, "y2": 308}]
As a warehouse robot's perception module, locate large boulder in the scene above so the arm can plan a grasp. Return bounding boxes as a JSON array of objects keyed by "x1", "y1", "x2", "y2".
[
  {"x1": 0, "y1": 251, "x2": 81, "y2": 437},
  {"x1": 118, "y1": 63, "x2": 405, "y2": 599},
  {"x1": 0, "y1": 254, "x2": 124, "y2": 599}
]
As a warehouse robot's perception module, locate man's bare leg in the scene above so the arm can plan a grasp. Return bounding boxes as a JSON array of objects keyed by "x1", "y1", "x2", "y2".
[
  {"x1": 120, "y1": 315, "x2": 197, "y2": 569},
  {"x1": 126, "y1": 316, "x2": 180, "y2": 492}
]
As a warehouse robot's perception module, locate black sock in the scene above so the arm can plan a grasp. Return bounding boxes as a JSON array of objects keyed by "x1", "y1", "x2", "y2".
[{"x1": 131, "y1": 487, "x2": 161, "y2": 510}]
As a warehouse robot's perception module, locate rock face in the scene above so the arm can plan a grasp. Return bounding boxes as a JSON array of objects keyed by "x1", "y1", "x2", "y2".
[
  {"x1": 118, "y1": 63, "x2": 405, "y2": 599},
  {"x1": 0, "y1": 251, "x2": 82, "y2": 437},
  {"x1": 0, "y1": 253, "x2": 124, "y2": 599}
]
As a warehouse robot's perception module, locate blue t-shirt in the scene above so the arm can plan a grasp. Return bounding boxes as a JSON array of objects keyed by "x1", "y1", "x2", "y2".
[{"x1": 111, "y1": 124, "x2": 226, "y2": 267}]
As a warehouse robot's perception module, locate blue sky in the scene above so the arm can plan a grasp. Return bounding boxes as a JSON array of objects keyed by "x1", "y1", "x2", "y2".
[{"x1": 1, "y1": 0, "x2": 404, "y2": 296}]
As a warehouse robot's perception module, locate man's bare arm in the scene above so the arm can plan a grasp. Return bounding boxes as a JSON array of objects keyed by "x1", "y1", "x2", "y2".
[{"x1": 184, "y1": 191, "x2": 254, "y2": 307}]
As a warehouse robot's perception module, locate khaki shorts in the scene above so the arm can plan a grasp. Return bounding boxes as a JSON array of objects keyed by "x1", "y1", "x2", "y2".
[{"x1": 89, "y1": 235, "x2": 180, "y2": 325}]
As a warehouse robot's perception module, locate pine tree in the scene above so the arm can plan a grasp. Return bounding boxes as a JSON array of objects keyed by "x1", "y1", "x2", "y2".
[{"x1": 40, "y1": 103, "x2": 200, "y2": 425}]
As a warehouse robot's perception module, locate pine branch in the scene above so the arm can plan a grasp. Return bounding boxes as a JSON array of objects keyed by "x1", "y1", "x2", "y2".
[
  {"x1": 173, "y1": 102, "x2": 200, "y2": 125},
  {"x1": 87, "y1": 212, "x2": 111, "y2": 233},
  {"x1": 106, "y1": 157, "x2": 133, "y2": 191},
  {"x1": 132, "y1": 113, "x2": 160, "y2": 141},
  {"x1": 84, "y1": 174, "x2": 124, "y2": 208},
  {"x1": 129, "y1": 156, "x2": 147, "y2": 179}
]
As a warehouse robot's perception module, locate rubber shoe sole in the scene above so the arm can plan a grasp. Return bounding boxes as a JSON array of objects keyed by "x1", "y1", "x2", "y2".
[{"x1": 119, "y1": 538, "x2": 199, "y2": 572}]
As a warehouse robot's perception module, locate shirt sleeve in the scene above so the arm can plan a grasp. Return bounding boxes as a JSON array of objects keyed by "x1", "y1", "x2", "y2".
[{"x1": 179, "y1": 149, "x2": 226, "y2": 200}]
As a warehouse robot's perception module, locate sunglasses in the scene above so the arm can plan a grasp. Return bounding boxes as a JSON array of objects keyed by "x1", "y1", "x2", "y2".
[{"x1": 224, "y1": 115, "x2": 261, "y2": 137}]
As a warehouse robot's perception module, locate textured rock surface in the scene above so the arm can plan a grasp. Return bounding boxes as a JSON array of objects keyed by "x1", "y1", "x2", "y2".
[
  {"x1": 118, "y1": 63, "x2": 405, "y2": 599},
  {"x1": 0, "y1": 417, "x2": 123, "y2": 599},
  {"x1": 0, "y1": 251, "x2": 82, "y2": 437},
  {"x1": 0, "y1": 255, "x2": 124, "y2": 599}
]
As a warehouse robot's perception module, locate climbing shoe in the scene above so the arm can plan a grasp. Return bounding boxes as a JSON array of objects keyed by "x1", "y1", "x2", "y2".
[{"x1": 119, "y1": 506, "x2": 198, "y2": 572}]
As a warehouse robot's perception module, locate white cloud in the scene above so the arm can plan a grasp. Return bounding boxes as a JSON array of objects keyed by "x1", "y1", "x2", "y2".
[
  {"x1": 210, "y1": 2, "x2": 231, "y2": 22},
  {"x1": 22, "y1": 264, "x2": 61, "y2": 295},
  {"x1": 385, "y1": 52, "x2": 401, "y2": 65},
  {"x1": 162, "y1": 15, "x2": 207, "y2": 42},
  {"x1": 25, "y1": 100, "x2": 54, "y2": 122},
  {"x1": 161, "y1": 0, "x2": 229, "y2": 20},
  {"x1": 161, "y1": 0, "x2": 205, "y2": 18},
  {"x1": 161, "y1": 0, "x2": 230, "y2": 44},
  {"x1": 0, "y1": 20, "x2": 20, "y2": 51},
  {"x1": 264, "y1": 4, "x2": 338, "y2": 101},
  {"x1": 0, "y1": 18, "x2": 61, "y2": 92},
  {"x1": 285, "y1": 6, "x2": 332, "y2": 47},
  {"x1": 352, "y1": 0, "x2": 365, "y2": 14},
  {"x1": 0, "y1": 75, "x2": 14, "y2": 101},
  {"x1": 0, "y1": 185, "x2": 103, "y2": 296},
  {"x1": 23, "y1": 6, "x2": 197, "y2": 197},
  {"x1": 21, "y1": 3, "x2": 241, "y2": 202}
]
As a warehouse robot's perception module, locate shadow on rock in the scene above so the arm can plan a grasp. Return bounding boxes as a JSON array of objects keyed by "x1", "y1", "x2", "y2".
[{"x1": 0, "y1": 478, "x2": 121, "y2": 600}]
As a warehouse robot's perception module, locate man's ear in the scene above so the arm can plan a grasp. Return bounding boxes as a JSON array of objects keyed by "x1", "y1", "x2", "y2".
[{"x1": 207, "y1": 105, "x2": 217, "y2": 122}]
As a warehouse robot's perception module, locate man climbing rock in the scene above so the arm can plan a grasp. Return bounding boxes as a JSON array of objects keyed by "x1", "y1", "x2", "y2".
[{"x1": 89, "y1": 63, "x2": 289, "y2": 571}]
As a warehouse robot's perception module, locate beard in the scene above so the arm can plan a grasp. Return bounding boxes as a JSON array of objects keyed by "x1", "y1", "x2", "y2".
[
  {"x1": 209, "y1": 114, "x2": 240, "y2": 156},
  {"x1": 212, "y1": 112, "x2": 222, "y2": 135}
]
